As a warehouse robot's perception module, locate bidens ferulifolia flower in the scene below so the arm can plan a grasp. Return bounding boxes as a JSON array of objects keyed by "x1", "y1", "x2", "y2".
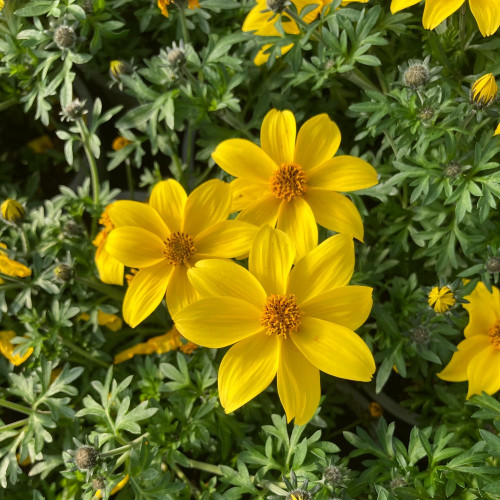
[
  {"x1": 471, "y1": 73, "x2": 498, "y2": 107},
  {"x1": 390, "y1": 0, "x2": 500, "y2": 37},
  {"x1": 174, "y1": 226, "x2": 375, "y2": 425},
  {"x1": 0, "y1": 243, "x2": 31, "y2": 285},
  {"x1": 0, "y1": 331, "x2": 33, "y2": 366},
  {"x1": 106, "y1": 179, "x2": 257, "y2": 327},
  {"x1": 428, "y1": 286, "x2": 455, "y2": 313},
  {"x1": 212, "y1": 109, "x2": 377, "y2": 260},
  {"x1": 438, "y1": 282, "x2": 500, "y2": 398}
]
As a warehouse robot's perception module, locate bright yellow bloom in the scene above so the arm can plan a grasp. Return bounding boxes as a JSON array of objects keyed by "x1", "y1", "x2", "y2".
[
  {"x1": 390, "y1": 0, "x2": 500, "y2": 37},
  {"x1": 114, "y1": 327, "x2": 183, "y2": 364},
  {"x1": 495, "y1": 123, "x2": 500, "y2": 136},
  {"x1": 174, "y1": 226, "x2": 375, "y2": 425},
  {"x1": 78, "y1": 310, "x2": 123, "y2": 332},
  {"x1": 95, "y1": 474, "x2": 129, "y2": 498},
  {"x1": 109, "y1": 60, "x2": 127, "y2": 79},
  {"x1": 112, "y1": 136, "x2": 132, "y2": 151},
  {"x1": 428, "y1": 286, "x2": 455, "y2": 313},
  {"x1": 0, "y1": 243, "x2": 31, "y2": 284},
  {"x1": 93, "y1": 205, "x2": 124, "y2": 286},
  {"x1": 27, "y1": 135, "x2": 54, "y2": 154},
  {"x1": 1, "y1": 199, "x2": 25, "y2": 224},
  {"x1": 157, "y1": 0, "x2": 200, "y2": 18},
  {"x1": 471, "y1": 73, "x2": 498, "y2": 106},
  {"x1": 0, "y1": 331, "x2": 33, "y2": 366},
  {"x1": 106, "y1": 179, "x2": 257, "y2": 327},
  {"x1": 438, "y1": 282, "x2": 500, "y2": 398},
  {"x1": 212, "y1": 109, "x2": 377, "y2": 260}
]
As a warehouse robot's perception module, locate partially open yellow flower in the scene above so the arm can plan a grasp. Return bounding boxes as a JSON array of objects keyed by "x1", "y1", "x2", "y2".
[
  {"x1": 1, "y1": 199, "x2": 25, "y2": 224},
  {"x1": 95, "y1": 474, "x2": 129, "y2": 498},
  {"x1": 106, "y1": 179, "x2": 257, "y2": 327},
  {"x1": 157, "y1": 0, "x2": 200, "y2": 18},
  {"x1": 78, "y1": 310, "x2": 123, "y2": 332},
  {"x1": 390, "y1": 0, "x2": 500, "y2": 37},
  {"x1": 175, "y1": 225, "x2": 375, "y2": 425},
  {"x1": 0, "y1": 243, "x2": 31, "y2": 284},
  {"x1": 112, "y1": 136, "x2": 132, "y2": 151},
  {"x1": 438, "y1": 282, "x2": 500, "y2": 398},
  {"x1": 0, "y1": 331, "x2": 33, "y2": 366},
  {"x1": 471, "y1": 73, "x2": 498, "y2": 107},
  {"x1": 428, "y1": 286, "x2": 455, "y2": 313},
  {"x1": 212, "y1": 109, "x2": 377, "y2": 260}
]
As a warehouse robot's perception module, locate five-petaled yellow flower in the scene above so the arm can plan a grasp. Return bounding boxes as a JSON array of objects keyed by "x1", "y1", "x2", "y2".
[
  {"x1": 438, "y1": 282, "x2": 500, "y2": 398},
  {"x1": 106, "y1": 179, "x2": 257, "y2": 327},
  {"x1": 174, "y1": 225, "x2": 375, "y2": 425},
  {"x1": 0, "y1": 243, "x2": 31, "y2": 285},
  {"x1": 0, "y1": 331, "x2": 33, "y2": 366},
  {"x1": 471, "y1": 73, "x2": 498, "y2": 107},
  {"x1": 212, "y1": 109, "x2": 377, "y2": 260},
  {"x1": 428, "y1": 286, "x2": 455, "y2": 313},
  {"x1": 157, "y1": 0, "x2": 200, "y2": 18},
  {"x1": 390, "y1": 0, "x2": 500, "y2": 37}
]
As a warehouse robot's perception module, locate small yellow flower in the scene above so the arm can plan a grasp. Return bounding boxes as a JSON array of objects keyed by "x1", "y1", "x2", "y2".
[
  {"x1": 106, "y1": 179, "x2": 258, "y2": 327},
  {"x1": 0, "y1": 0, "x2": 4, "y2": 12},
  {"x1": 471, "y1": 73, "x2": 498, "y2": 107},
  {"x1": 114, "y1": 327, "x2": 183, "y2": 364},
  {"x1": 212, "y1": 109, "x2": 377, "y2": 260},
  {"x1": 175, "y1": 226, "x2": 375, "y2": 425},
  {"x1": 0, "y1": 331, "x2": 33, "y2": 366},
  {"x1": 0, "y1": 243, "x2": 31, "y2": 284},
  {"x1": 495, "y1": 123, "x2": 500, "y2": 136},
  {"x1": 368, "y1": 401, "x2": 383, "y2": 418},
  {"x1": 27, "y1": 135, "x2": 54, "y2": 154},
  {"x1": 78, "y1": 310, "x2": 123, "y2": 332},
  {"x1": 109, "y1": 60, "x2": 129, "y2": 80},
  {"x1": 428, "y1": 286, "x2": 455, "y2": 313},
  {"x1": 157, "y1": 0, "x2": 200, "y2": 18},
  {"x1": 1, "y1": 199, "x2": 25, "y2": 224},
  {"x1": 438, "y1": 282, "x2": 500, "y2": 398},
  {"x1": 95, "y1": 474, "x2": 129, "y2": 498},
  {"x1": 390, "y1": 0, "x2": 500, "y2": 37},
  {"x1": 112, "y1": 136, "x2": 132, "y2": 151}
]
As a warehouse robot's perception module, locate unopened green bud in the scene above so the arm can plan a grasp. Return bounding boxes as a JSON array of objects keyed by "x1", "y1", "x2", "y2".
[
  {"x1": 75, "y1": 445, "x2": 99, "y2": 471},
  {"x1": 54, "y1": 264, "x2": 74, "y2": 282},
  {"x1": 486, "y1": 257, "x2": 500, "y2": 273}
]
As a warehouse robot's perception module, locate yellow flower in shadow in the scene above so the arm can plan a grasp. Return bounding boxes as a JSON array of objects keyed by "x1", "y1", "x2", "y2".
[
  {"x1": 78, "y1": 310, "x2": 123, "y2": 332},
  {"x1": 0, "y1": 331, "x2": 33, "y2": 366},
  {"x1": 0, "y1": 243, "x2": 31, "y2": 285}
]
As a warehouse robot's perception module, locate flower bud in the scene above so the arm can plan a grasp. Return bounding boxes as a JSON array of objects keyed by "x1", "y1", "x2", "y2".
[
  {"x1": 54, "y1": 264, "x2": 74, "y2": 282},
  {"x1": 403, "y1": 62, "x2": 430, "y2": 89},
  {"x1": 419, "y1": 107, "x2": 434, "y2": 121},
  {"x1": 60, "y1": 99, "x2": 87, "y2": 122},
  {"x1": 92, "y1": 477, "x2": 106, "y2": 491},
  {"x1": 390, "y1": 477, "x2": 406, "y2": 489},
  {"x1": 1, "y1": 199, "x2": 25, "y2": 224},
  {"x1": 109, "y1": 60, "x2": 131, "y2": 81},
  {"x1": 486, "y1": 257, "x2": 500, "y2": 273},
  {"x1": 324, "y1": 465, "x2": 343, "y2": 485},
  {"x1": 53, "y1": 25, "x2": 77, "y2": 50},
  {"x1": 411, "y1": 326, "x2": 430, "y2": 345},
  {"x1": 75, "y1": 445, "x2": 99, "y2": 471},
  {"x1": 445, "y1": 162, "x2": 462, "y2": 178},
  {"x1": 165, "y1": 41, "x2": 187, "y2": 68},
  {"x1": 266, "y1": 0, "x2": 290, "y2": 13},
  {"x1": 471, "y1": 73, "x2": 497, "y2": 108}
]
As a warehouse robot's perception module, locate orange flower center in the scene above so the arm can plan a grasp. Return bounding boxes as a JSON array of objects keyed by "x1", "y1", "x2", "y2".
[
  {"x1": 99, "y1": 210, "x2": 114, "y2": 233},
  {"x1": 163, "y1": 232, "x2": 196, "y2": 265},
  {"x1": 261, "y1": 294, "x2": 301, "y2": 338},
  {"x1": 270, "y1": 163, "x2": 307, "y2": 201},
  {"x1": 489, "y1": 320, "x2": 500, "y2": 348}
]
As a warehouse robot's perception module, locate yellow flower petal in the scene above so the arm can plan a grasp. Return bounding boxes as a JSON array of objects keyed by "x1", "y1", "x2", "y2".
[
  {"x1": 219, "y1": 333, "x2": 279, "y2": 414},
  {"x1": 422, "y1": 0, "x2": 465, "y2": 30},
  {"x1": 187, "y1": 259, "x2": 267, "y2": 308},
  {"x1": 467, "y1": 345, "x2": 500, "y2": 398},
  {"x1": 495, "y1": 123, "x2": 500, "y2": 136},
  {"x1": 277, "y1": 197, "x2": 318, "y2": 261},
  {"x1": 149, "y1": 179, "x2": 187, "y2": 233},
  {"x1": 114, "y1": 343, "x2": 153, "y2": 364},
  {"x1": 277, "y1": 339, "x2": 320, "y2": 425},
  {"x1": 95, "y1": 238, "x2": 124, "y2": 286},
  {"x1": 194, "y1": 220, "x2": 258, "y2": 259},
  {"x1": 305, "y1": 189, "x2": 364, "y2": 241},
  {"x1": 249, "y1": 225, "x2": 295, "y2": 295},
  {"x1": 307, "y1": 156, "x2": 378, "y2": 192},
  {"x1": 174, "y1": 297, "x2": 264, "y2": 348},
  {"x1": 230, "y1": 179, "x2": 264, "y2": 211},
  {"x1": 236, "y1": 194, "x2": 281, "y2": 227},
  {"x1": 294, "y1": 114, "x2": 341, "y2": 171},
  {"x1": 254, "y1": 43, "x2": 294, "y2": 66},
  {"x1": 95, "y1": 474, "x2": 130, "y2": 498},
  {"x1": 0, "y1": 331, "x2": 33, "y2": 366},
  {"x1": 166, "y1": 265, "x2": 200, "y2": 316},
  {"x1": 390, "y1": 0, "x2": 421, "y2": 14},
  {"x1": 290, "y1": 317, "x2": 375, "y2": 381},
  {"x1": 469, "y1": 0, "x2": 500, "y2": 36},
  {"x1": 122, "y1": 261, "x2": 173, "y2": 328},
  {"x1": 106, "y1": 227, "x2": 165, "y2": 268},
  {"x1": 300, "y1": 286, "x2": 373, "y2": 330},
  {"x1": 260, "y1": 109, "x2": 296, "y2": 166},
  {"x1": 464, "y1": 282, "x2": 500, "y2": 337},
  {"x1": 108, "y1": 200, "x2": 170, "y2": 238},
  {"x1": 212, "y1": 139, "x2": 277, "y2": 184},
  {"x1": 183, "y1": 180, "x2": 232, "y2": 237},
  {"x1": 242, "y1": 0, "x2": 281, "y2": 34},
  {"x1": 97, "y1": 311, "x2": 123, "y2": 332},
  {"x1": 437, "y1": 335, "x2": 488, "y2": 382},
  {"x1": 293, "y1": 0, "x2": 322, "y2": 23},
  {"x1": 288, "y1": 233, "x2": 354, "y2": 303}
]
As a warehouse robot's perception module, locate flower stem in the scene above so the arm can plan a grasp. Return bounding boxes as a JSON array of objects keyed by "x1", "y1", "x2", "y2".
[
  {"x1": 344, "y1": 68, "x2": 380, "y2": 92},
  {"x1": 100, "y1": 433, "x2": 149, "y2": 458},
  {"x1": 0, "y1": 418, "x2": 29, "y2": 433},
  {"x1": 178, "y1": 6, "x2": 189, "y2": 44},
  {"x1": 125, "y1": 160, "x2": 135, "y2": 200},
  {"x1": 0, "y1": 399, "x2": 33, "y2": 415},
  {"x1": 59, "y1": 336, "x2": 110, "y2": 368}
]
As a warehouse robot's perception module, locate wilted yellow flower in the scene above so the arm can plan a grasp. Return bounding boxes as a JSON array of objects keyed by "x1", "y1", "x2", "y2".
[
  {"x1": 78, "y1": 310, "x2": 123, "y2": 332},
  {"x1": 175, "y1": 226, "x2": 375, "y2": 425},
  {"x1": 114, "y1": 327, "x2": 183, "y2": 364},
  {"x1": 495, "y1": 123, "x2": 500, "y2": 136},
  {"x1": 438, "y1": 282, "x2": 500, "y2": 398},
  {"x1": 27, "y1": 135, "x2": 54, "y2": 154},
  {"x1": 1, "y1": 199, "x2": 25, "y2": 224},
  {"x1": 471, "y1": 73, "x2": 498, "y2": 107},
  {"x1": 212, "y1": 109, "x2": 377, "y2": 260},
  {"x1": 0, "y1": 331, "x2": 33, "y2": 366},
  {"x1": 106, "y1": 179, "x2": 257, "y2": 327},
  {"x1": 157, "y1": 0, "x2": 200, "y2": 18},
  {"x1": 0, "y1": 243, "x2": 31, "y2": 284},
  {"x1": 390, "y1": 0, "x2": 500, "y2": 37},
  {"x1": 93, "y1": 205, "x2": 124, "y2": 286},
  {"x1": 112, "y1": 136, "x2": 132, "y2": 151},
  {"x1": 428, "y1": 286, "x2": 455, "y2": 313},
  {"x1": 95, "y1": 474, "x2": 130, "y2": 498}
]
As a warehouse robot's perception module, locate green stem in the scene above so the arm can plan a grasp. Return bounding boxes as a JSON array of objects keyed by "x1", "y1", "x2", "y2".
[
  {"x1": 59, "y1": 336, "x2": 110, "y2": 368},
  {"x1": 218, "y1": 112, "x2": 254, "y2": 140},
  {"x1": 0, "y1": 418, "x2": 29, "y2": 433},
  {"x1": 375, "y1": 66, "x2": 388, "y2": 94},
  {"x1": 76, "y1": 277, "x2": 124, "y2": 301},
  {"x1": 178, "y1": 6, "x2": 189, "y2": 44},
  {"x1": 125, "y1": 161, "x2": 135, "y2": 200},
  {"x1": 100, "y1": 433, "x2": 149, "y2": 458},
  {"x1": 331, "y1": 418, "x2": 362, "y2": 437},
  {"x1": 383, "y1": 130, "x2": 398, "y2": 157},
  {"x1": 165, "y1": 133, "x2": 184, "y2": 183},
  {"x1": 284, "y1": 7, "x2": 322, "y2": 43},
  {"x1": 173, "y1": 463, "x2": 201, "y2": 496},
  {"x1": 0, "y1": 399, "x2": 33, "y2": 416},
  {"x1": 459, "y1": 3, "x2": 467, "y2": 49},
  {"x1": 344, "y1": 68, "x2": 380, "y2": 92},
  {"x1": 18, "y1": 226, "x2": 29, "y2": 255}
]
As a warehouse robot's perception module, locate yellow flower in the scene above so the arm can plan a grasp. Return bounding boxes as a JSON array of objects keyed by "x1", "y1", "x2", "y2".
[
  {"x1": 157, "y1": 0, "x2": 200, "y2": 18},
  {"x1": 428, "y1": 286, "x2": 455, "y2": 313},
  {"x1": 95, "y1": 474, "x2": 129, "y2": 498},
  {"x1": 438, "y1": 282, "x2": 500, "y2": 398},
  {"x1": 471, "y1": 73, "x2": 498, "y2": 107},
  {"x1": 390, "y1": 0, "x2": 500, "y2": 37},
  {"x1": 109, "y1": 60, "x2": 127, "y2": 79},
  {"x1": 212, "y1": 109, "x2": 377, "y2": 260},
  {"x1": 0, "y1": 243, "x2": 31, "y2": 284},
  {"x1": 0, "y1": 331, "x2": 33, "y2": 366},
  {"x1": 112, "y1": 136, "x2": 132, "y2": 151},
  {"x1": 1, "y1": 199, "x2": 25, "y2": 224},
  {"x1": 368, "y1": 401, "x2": 383, "y2": 418},
  {"x1": 174, "y1": 226, "x2": 375, "y2": 425},
  {"x1": 106, "y1": 179, "x2": 257, "y2": 327},
  {"x1": 0, "y1": 0, "x2": 4, "y2": 12},
  {"x1": 93, "y1": 205, "x2": 124, "y2": 286},
  {"x1": 114, "y1": 327, "x2": 183, "y2": 364},
  {"x1": 495, "y1": 123, "x2": 500, "y2": 136},
  {"x1": 78, "y1": 310, "x2": 123, "y2": 332},
  {"x1": 27, "y1": 135, "x2": 54, "y2": 154}
]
